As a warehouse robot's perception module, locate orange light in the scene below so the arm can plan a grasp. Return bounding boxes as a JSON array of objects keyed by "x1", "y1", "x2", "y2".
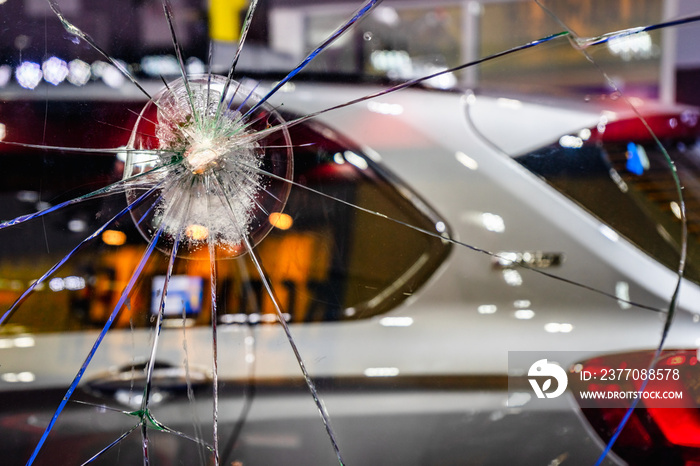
[
  {"x1": 185, "y1": 224, "x2": 209, "y2": 241},
  {"x1": 269, "y1": 212, "x2": 293, "y2": 230},
  {"x1": 102, "y1": 230, "x2": 126, "y2": 246}
]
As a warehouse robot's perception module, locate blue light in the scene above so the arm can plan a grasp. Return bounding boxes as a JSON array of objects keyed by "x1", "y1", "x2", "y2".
[{"x1": 626, "y1": 142, "x2": 649, "y2": 175}]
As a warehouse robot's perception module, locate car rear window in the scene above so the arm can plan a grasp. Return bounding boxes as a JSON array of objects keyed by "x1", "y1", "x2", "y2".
[{"x1": 515, "y1": 111, "x2": 700, "y2": 284}]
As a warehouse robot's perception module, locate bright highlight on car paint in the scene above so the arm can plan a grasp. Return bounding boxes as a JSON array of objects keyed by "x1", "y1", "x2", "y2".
[
  {"x1": 514, "y1": 309, "x2": 535, "y2": 320},
  {"x1": 477, "y1": 304, "x2": 497, "y2": 315},
  {"x1": 379, "y1": 316, "x2": 414, "y2": 327}
]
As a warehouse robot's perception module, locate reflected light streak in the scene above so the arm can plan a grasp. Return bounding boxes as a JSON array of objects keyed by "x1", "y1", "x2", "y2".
[
  {"x1": 607, "y1": 31, "x2": 653, "y2": 61},
  {"x1": 49, "y1": 276, "x2": 86, "y2": 292},
  {"x1": 364, "y1": 367, "x2": 400, "y2": 377},
  {"x1": 670, "y1": 201, "x2": 682, "y2": 220},
  {"x1": 116, "y1": 390, "x2": 164, "y2": 408},
  {"x1": 0, "y1": 336, "x2": 35, "y2": 349},
  {"x1": 477, "y1": 304, "x2": 497, "y2": 314},
  {"x1": 1, "y1": 371, "x2": 35, "y2": 383},
  {"x1": 370, "y1": 49, "x2": 411, "y2": 74},
  {"x1": 481, "y1": 212, "x2": 505, "y2": 233},
  {"x1": 276, "y1": 82, "x2": 296, "y2": 93},
  {"x1": 368, "y1": 253, "x2": 429, "y2": 309},
  {"x1": 163, "y1": 318, "x2": 196, "y2": 328},
  {"x1": 507, "y1": 392, "x2": 531, "y2": 407},
  {"x1": 64, "y1": 276, "x2": 85, "y2": 290},
  {"x1": 141, "y1": 55, "x2": 181, "y2": 77},
  {"x1": 219, "y1": 313, "x2": 292, "y2": 324},
  {"x1": 0, "y1": 123, "x2": 5, "y2": 141},
  {"x1": 344, "y1": 151, "x2": 368, "y2": 170},
  {"x1": 514, "y1": 309, "x2": 535, "y2": 320},
  {"x1": 14, "y1": 336, "x2": 35, "y2": 347},
  {"x1": 615, "y1": 281, "x2": 632, "y2": 310},
  {"x1": 502, "y1": 269, "x2": 523, "y2": 287},
  {"x1": 379, "y1": 316, "x2": 414, "y2": 327},
  {"x1": 544, "y1": 322, "x2": 574, "y2": 333},
  {"x1": 497, "y1": 252, "x2": 518, "y2": 267},
  {"x1": 455, "y1": 151, "x2": 478, "y2": 170},
  {"x1": 261, "y1": 313, "x2": 279, "y2": 323},
  {"x1": 599, "y1": 224, "x2": 619, "y2": 242},
  {"x1": 367, "y1": 101, "x2": 403, "y2": 115},
  {"x1": 559, "y1": 135, "x2": 583, "y2": 149},
  {"x1": 496, "y1": 98, "x2": 522, "y2": 110},
  {"x1": 425, "y1": 69, "x2": 456, "y2": 90}
]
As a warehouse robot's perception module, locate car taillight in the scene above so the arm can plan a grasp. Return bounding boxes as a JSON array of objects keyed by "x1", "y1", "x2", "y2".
[
  {"x1": 595, "y1": 112, "x2": 700, "y2": 143},
  {"x1": 572, "y1": 350, "x2": 700, "y2": 465}
]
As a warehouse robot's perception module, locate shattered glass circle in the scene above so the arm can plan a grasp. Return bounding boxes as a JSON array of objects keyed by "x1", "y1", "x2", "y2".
[{"x1": 123, "y1": 75, "x2": 293, "y2": 258}]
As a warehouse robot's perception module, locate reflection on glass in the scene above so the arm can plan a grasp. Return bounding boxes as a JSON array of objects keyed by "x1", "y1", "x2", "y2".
[
  {"x1": 543, "y1": 322, "x2": 574, "y2": 333},
  {"x1": 477, "y1": 304, "x2": 497, "y2": 315},
  {"x1": 514, "y1": 309, "x2": 535, "y2": 320}
]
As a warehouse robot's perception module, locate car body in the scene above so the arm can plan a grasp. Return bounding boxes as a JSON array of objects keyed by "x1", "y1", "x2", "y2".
[{"x1": 3, "y1": 1, "x2": 700, "y2": 466}]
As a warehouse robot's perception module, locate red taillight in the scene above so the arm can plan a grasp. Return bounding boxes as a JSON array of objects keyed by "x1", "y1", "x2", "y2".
[
  {"x1": 573, "y1": 350, "x2": 700, "y2": 465},
  {"x1": 595, "y1": 113, "x2": 700, "y2": 143}
]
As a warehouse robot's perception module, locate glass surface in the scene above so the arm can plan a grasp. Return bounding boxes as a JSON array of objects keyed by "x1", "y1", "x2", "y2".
[{"x1": 2, "y1": 1, "x2": 700, "y2": 465}]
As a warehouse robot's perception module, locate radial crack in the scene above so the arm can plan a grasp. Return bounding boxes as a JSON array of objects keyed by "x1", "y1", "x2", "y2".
[
  {"x1": 25, "y1": 227, "x2": 164, "y2": 466},
  {"x1": 211, "y1": 175, "x2": 346, "y2": 465}
]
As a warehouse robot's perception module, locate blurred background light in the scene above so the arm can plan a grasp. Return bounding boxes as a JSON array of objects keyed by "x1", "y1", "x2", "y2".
[{"x1": 15, "y1": 61, "x2": 42, "y2": 89}]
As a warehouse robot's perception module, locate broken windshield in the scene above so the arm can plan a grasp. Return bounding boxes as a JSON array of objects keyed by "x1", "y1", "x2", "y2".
[{"x1": 2, "y1": 1, "x2": 700, "y2": 465}]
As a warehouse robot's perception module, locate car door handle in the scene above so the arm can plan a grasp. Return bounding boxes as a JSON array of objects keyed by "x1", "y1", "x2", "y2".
[{"x1": 85, "y1": 360, "x2": 211, "y2": 406}]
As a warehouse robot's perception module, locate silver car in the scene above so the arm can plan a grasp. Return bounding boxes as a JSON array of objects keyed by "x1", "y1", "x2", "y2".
[{"x1": 2, "y1": 1, "x2": 700, "y2": 465}]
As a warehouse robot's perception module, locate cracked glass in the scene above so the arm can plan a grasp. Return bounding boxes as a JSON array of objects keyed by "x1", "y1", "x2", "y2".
[{"x1": 2, "y1": 0, "x2": 700, "y2": 465}]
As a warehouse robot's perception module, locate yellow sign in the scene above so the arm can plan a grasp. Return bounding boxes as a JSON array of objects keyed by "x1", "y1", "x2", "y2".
[{"x1": 210, "y1": 0, "x2": 248, "y2": 42}]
